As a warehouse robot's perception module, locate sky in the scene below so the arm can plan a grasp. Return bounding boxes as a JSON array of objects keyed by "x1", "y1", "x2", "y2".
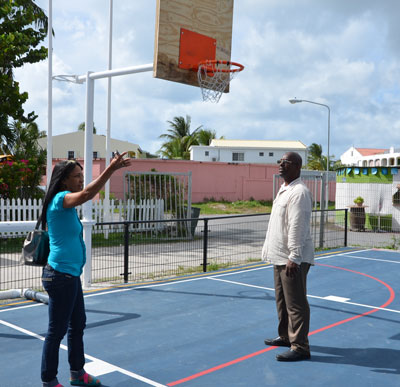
[{"x1": 15, "y1": 0, "x2": 400, "y2": 159}]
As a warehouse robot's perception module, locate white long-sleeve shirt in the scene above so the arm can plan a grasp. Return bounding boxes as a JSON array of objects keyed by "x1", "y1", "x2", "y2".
[{"x1": 262, "y1": 178, "x2": 314, "y2": 266}]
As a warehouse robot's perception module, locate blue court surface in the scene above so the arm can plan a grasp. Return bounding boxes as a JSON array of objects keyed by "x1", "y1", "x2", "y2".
[{"x1": 1, "y1": 248, "x2": 399, "y2": 386}]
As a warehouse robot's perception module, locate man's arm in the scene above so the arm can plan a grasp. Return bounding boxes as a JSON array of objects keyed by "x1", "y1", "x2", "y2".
[{"x1": 285, "y1": 189, "x2": 312, "y2": 275}]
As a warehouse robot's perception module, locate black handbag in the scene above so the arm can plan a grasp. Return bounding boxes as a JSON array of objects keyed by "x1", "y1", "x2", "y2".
[{"x1": 21, "y1": 218, "x2": 50, "y2": 266}]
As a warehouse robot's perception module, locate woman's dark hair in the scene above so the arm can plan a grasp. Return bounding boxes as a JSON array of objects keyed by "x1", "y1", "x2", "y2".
[{"x1": 40, "y1": 160, "x2": 83, "y2": 229}]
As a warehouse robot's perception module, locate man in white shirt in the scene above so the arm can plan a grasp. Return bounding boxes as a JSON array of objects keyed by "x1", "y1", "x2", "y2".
[{"x1": 262, "y1": 152, "x2": 314, "y2": 361}]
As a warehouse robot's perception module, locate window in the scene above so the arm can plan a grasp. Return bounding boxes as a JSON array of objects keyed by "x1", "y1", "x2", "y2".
[
  {"x1": 68, "y1": 151, "x2": 75, "y2": 159},
  {"x1": 93, "y1": 151, "x2": 98, "y2": 159},
  {"x1": 205, "y1": 151, "x2": 209, "y2": 156},
  {"x1": 259, "y1": 152, "x2": 264, "y2": 157},
  {"x1": 232, "y1": 152, "x2": 244, "y2": 161},
  {"x1": 269, "y1": 152, "x2": 274, "y2": 157}
]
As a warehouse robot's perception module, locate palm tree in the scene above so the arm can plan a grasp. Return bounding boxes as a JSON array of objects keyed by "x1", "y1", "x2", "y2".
[
  {"x1": 196, "y1": 129, "x2": 217, "y2": 145},
  {"x1": 0, "y1": 123, "x2": 16, "y2": 154},
  {"x1": 157, "y1": 138, "x2": 183, "y2": 159},
  {"x1": 10, "y1": 121, "x2": 46, "y2": 158},
  {"x1": 78, "y1": 122, "x2": 97, "y2": 134},
  {"x1": 307, "y1": 143, "x2": 326, "y2": 170},
  {"x1": 158, "y1": 115, "x2": 202, "y2": 159}
]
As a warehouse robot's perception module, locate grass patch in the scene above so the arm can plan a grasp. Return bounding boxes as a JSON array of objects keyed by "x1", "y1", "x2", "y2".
[
  {"x1": 193, "y1": 199, "x2": 272, "y2": 215},
  {"x1": 0, "y1": 236, "x2": 26, "y2": 254},
  {"x1": 381, "y1": 235, "x2": 400, "y2": 250}
]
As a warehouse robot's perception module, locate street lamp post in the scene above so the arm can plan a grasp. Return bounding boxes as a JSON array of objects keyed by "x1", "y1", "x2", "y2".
[
  {"x1": 289, "y1": 98, "x2": 331, "y2": 249},
  {"x1": 289, "y1": 98, "x2": 330, "y2": 177}
]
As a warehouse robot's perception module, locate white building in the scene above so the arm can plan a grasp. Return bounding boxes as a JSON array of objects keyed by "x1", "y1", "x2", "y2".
[
  {"x1": 341, "y1": 146, "x2": 400, "y2": 167},
  {"x1": 38, "y1": 131, "x2": 144, "y2": 159},
  {"x1": 190, "y1": 139, "x2": 308, "y2": 164}
]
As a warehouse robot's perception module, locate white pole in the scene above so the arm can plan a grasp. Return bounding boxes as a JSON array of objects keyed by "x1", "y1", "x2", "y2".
[
  {"x1": 326, "y1": 106, "x2": 331, "y2": 210},
  {"x1": 104, "y1": 0, "x2": 113, "y2": 225},
  {"x1": 82, "y1": 72, "x2": 95, "y2": 289},
  {"x1": 46, "y1": 0, "x2": 53, "y2": 187},
  {"x1": 76, "y1": 64, "x2": 153, "y2": 83}
]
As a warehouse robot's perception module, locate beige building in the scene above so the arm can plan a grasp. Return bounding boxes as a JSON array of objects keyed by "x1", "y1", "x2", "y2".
[{"x1": 38, "y1": 131, "x2": 144, "y2": 159}]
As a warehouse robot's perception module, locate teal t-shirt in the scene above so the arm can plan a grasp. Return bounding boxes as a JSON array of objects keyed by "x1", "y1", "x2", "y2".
[{"x1": 47, "y1": 191, "x2": 86, "y2": 276}]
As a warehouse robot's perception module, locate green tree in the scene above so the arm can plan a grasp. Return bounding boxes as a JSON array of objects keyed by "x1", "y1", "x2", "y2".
[
  {"x1": 158, "y1": 115, "x2": 202, "y2": 159},
  {"x1": 78, "y1": 121, "x2": 97, "y2": 134},
  {"x1": 0, "y1": 0, "x2": 48, "y2": 151},
  {"x1": 332, "y1": 159, "x2": 345, "y2": 170},
  {"x1": 0, "y1": 121, "x2": 46, "y2": 199}
]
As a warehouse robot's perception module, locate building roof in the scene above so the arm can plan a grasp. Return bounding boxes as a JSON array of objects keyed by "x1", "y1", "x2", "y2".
[
  {"x1": 355, "y1": 148, "x2": 388, "y2": 156},
  {"x1": 209, "y1": 139, "x2": 307, "y2": 149},
  {"x1": 38, "y1": 132, "x2": 143, "y2": 154}
]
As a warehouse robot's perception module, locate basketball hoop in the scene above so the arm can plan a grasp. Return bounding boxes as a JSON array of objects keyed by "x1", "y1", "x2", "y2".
[{"x1": 197, "y1": 60, "x2": 244, "y2": 103}]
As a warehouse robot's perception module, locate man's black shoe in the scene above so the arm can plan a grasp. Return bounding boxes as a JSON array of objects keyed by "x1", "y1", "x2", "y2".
[
  {"x1": 264, "y1": 337, "x2": 290, "y2": 347},
  {"x1": 276, "y1": 349, "x2": 311, "y2": 362}
]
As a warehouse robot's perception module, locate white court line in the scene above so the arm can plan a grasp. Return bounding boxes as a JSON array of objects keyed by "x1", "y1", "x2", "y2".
[
  {"x1": 0, "y1": 250, "x2": 367, "y2": 314},
  {"x1": 339, "y1": 255, "x2": 400, "y2": 264},
  {"x1": 0, "y1": 277, "x2": 207, "y2": 313},
  {"x1": 210, "y1": 265, "x2": 273, "y2": 278},
  {"x1": 0, "y1": 319, "x2": 167, "y2": 387},
  {"x1": 208, "y1": 277, "x2": 400, "y2": 314},
  {"x1": 314, "y1": 249, "x2": 370, "y2": 261},
  {"x1": 0, "y1": 302, "x2": 46, "y2": 313},
  {"x1": 84, "y1": 276, "x2": 207, "y2": 299},
  {"x1": 0, "y1": 249, "x2": 386, "y2": 314}
]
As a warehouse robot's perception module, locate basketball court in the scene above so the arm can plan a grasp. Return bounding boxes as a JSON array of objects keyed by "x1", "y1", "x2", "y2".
[
  {"x1": 6, "y1": 2, "x2": 399, "y2": 386},
  {"x1": 1, "y1": 248, "x2": 399, "y2": 386}
]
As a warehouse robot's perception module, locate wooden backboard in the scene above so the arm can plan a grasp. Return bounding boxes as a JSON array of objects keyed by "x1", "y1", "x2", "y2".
[{"x1": 153, "y1": 0, "x2": 234, "y2": 88}]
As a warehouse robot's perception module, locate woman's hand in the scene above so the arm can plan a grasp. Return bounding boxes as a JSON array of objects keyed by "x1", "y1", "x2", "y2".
[
  {"x1": 110, "y1": 151, "x2": 132, "y2": 171},
  {"x1": 63, "y1": 151, "x2": 133, "y2": 208}
]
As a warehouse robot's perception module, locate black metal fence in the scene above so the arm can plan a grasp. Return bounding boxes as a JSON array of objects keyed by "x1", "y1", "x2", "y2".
[{"x1": 0, "y1": 209, "x2": 352, "y2": 292}]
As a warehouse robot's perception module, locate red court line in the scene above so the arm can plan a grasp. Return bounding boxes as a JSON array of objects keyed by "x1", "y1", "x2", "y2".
[{"x1": 167, "y1": 263, "x2": 395, "y2": 386}]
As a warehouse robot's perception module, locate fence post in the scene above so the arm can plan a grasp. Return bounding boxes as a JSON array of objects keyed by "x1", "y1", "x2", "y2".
[
  {"x1": 319, "y1": 173, "x2": 327, "y2": 249},
  {"x1": 344, "y1": 209, "x2": 348, "y2": 247},
  {"x1": 123, "y1": 222, "x2": 130, "y2": 283},
  {"x1": 202, "y1": 218, "x2": 208, "y2": 272}
]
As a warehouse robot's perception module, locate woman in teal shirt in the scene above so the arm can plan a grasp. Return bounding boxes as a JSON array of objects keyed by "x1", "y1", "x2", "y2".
[{"x1": 40, "y1": 153, "x2": 130, "y2": 387}]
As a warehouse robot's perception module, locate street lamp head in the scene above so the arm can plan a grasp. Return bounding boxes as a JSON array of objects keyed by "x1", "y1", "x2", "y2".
[{"x1": 289, "y1": 98, "x2": 302, "y2": 104}]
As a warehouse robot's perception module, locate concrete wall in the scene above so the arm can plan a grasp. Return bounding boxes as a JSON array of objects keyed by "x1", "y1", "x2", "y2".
[
  {"x1": 43, "y1": 158, "x2": 335, "y2": 203},
  {"x1": 43, "y1": 159, "x2": 279, "y2": 202}
]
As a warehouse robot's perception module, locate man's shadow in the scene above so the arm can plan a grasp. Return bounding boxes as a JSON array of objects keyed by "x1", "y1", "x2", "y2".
[{"x1": 310, "y1": 344, "x2": 400, "y2": 374}]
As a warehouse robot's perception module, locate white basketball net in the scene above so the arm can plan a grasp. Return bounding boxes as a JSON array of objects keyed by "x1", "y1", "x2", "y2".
[{"x1": 197, "y1": 61, "x2": 238, "y2": 103}]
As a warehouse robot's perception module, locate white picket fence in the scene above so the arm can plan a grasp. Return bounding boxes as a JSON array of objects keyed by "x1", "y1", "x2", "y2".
[{"x1": 0, "y1": 198, "x2": 164, "y2": 235}]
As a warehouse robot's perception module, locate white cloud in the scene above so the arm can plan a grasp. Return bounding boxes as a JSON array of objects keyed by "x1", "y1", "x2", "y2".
[{"x1": 14, "y1": 0, "x2": 400, "y2": 157}]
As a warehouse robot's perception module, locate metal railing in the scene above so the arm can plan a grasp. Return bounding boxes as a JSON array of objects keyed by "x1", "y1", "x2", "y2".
[{"x1": 0, "y1": 209, "x2": 352, "y2": 292}]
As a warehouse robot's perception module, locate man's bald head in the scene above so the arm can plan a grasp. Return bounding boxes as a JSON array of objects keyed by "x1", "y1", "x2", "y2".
[
  {"x1": 279, "y1": 152, "x2": 302, "y2": 184},
  {"x1": 285, "y1": 152, "x2": 302, "y2": 168}
]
